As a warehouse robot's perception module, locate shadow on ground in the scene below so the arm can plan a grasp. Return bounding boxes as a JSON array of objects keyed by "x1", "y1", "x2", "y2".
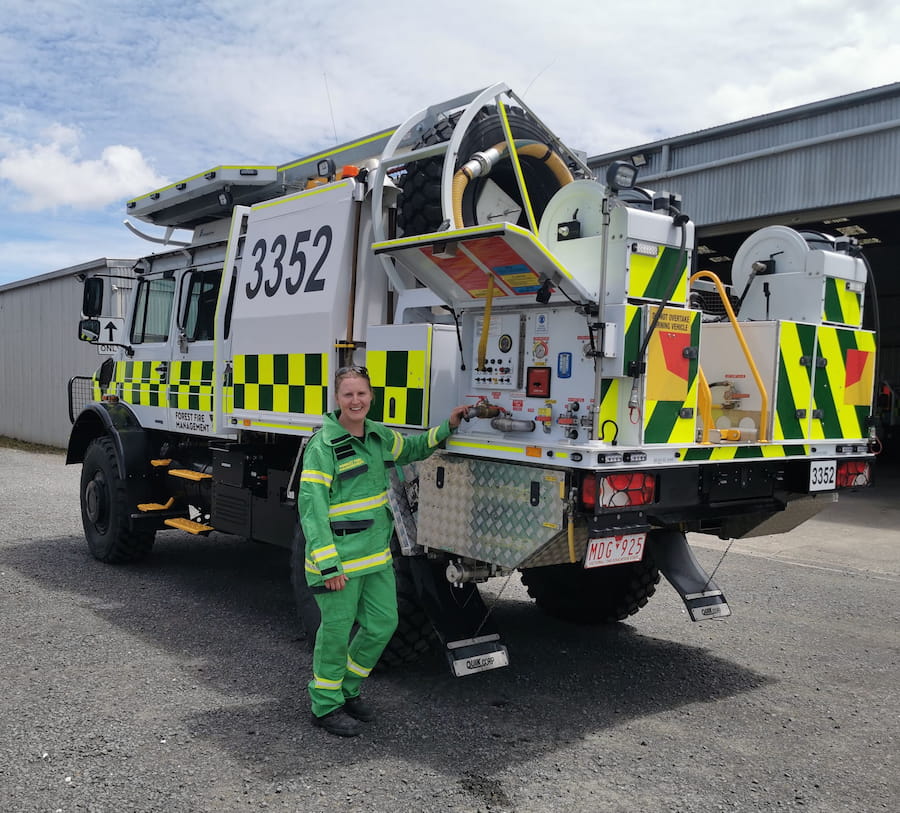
[{"x1": 2, "y1": 531, "x2": 768, "y2": 798}]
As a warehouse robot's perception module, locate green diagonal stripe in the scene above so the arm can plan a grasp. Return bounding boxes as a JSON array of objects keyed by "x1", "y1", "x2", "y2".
[{"x1": 642, "y1": 247, "x2": 686, "y2": 301}]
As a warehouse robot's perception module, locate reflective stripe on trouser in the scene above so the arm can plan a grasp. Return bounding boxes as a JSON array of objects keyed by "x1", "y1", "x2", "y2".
[{"x1": 308, "y1": 566, "x2": 398, "y2": 718}]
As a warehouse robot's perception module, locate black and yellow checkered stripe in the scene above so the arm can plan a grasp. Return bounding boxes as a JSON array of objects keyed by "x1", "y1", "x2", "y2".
[
  {"x1": 232, "y1": 353, "x2": 327, "y2": 415},
  {"x1": 773, "y1": 322, "x2": 816, "y2": 441},
  {"x1": 628, "y1": 245, "x2": 690, "y2": 304},
  {"x1": 94, "y1": 360, "x2": 168, "y2": 408},
  {"x1": 682, "y1": 444, "x2": 809, "y2": 462},
  {"x1": 811, "y1": 326, "x2": 874, "y2": 440},
  {"x1": 822, "y1": 277, "x2": 862, "y2": 328},
  {"x1": 643, "y1": 308, "x2": 701, "y2": 445},
  {"x1": 367, "y1": 348, "x2": 428, "y2": 427},
  {"x1": 168, "y1": 360, "x2": 214, "y2": 411}
]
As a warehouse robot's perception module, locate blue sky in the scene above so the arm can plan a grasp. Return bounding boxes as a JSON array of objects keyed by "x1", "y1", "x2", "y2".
[{"x1": 2, "y1": 0, "x2": 899, "y2": 286}]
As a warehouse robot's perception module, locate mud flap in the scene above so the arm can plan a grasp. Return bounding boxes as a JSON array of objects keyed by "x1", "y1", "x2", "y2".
[
  {"x1": 405, "y1": 556, "x2": 509, "y2": 677},
  {"x1": 646, "y1": 529, "x2": 731, "y2": 621}
]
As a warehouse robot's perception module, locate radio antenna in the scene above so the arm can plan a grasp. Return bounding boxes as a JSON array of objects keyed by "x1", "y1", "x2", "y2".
[{"x1": 323, "y1": 72, "x2": 338, "y2": 144}]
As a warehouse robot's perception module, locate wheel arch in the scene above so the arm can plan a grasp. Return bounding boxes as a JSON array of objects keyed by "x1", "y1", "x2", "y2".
[{"x1": 66, "y1": 401, "x2": 150, "y2": 479}]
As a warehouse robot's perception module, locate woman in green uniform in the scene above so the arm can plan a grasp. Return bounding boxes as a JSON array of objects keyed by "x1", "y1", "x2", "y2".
[{"x1": 299, "y1": 365, "x2": 468, "y2": 737}]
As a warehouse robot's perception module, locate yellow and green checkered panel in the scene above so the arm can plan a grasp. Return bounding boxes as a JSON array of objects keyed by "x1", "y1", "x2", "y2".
[
  {"x1": 168, "y1": 360, "x2": 214, "y2": 411},
  {"x1": 368, "y1": 349, "x2": 428, "y2": 427},
  {"x1": 97, "y1": 360, "x2": 168, "y2": 407},
  {"x1": 232, "y1": 353, "x2": 327, "y2": 415}
]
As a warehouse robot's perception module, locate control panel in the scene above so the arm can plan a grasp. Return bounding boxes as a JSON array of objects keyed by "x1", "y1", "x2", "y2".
[
  {"x1": 460, "y1": 307, "x2": 598, "y2": 444},
  {"x1": 470, "y1": 313, "x2": 524, "y2": 390}
]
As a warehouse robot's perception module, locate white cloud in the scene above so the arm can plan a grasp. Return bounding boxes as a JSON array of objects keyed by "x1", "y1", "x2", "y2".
[
  {"x1": 0, "y1": 125, "x2": 168, "y2": 211},
  {"x1": 2, "y1": 0, "x2": 900, "y2": 283}
]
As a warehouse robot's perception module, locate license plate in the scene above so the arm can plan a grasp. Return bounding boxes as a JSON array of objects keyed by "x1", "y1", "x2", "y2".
[
  {"x1": 584, "y1": 532, "x2": 646, "y2": 569},
  {"x1": 809, "y1": 459, "x2": 836, "y2": 492}
]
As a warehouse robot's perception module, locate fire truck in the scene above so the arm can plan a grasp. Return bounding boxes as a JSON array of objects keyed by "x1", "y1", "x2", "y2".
[{"x1": 68, "y1": 83, "x2": 877, "y2": 676}]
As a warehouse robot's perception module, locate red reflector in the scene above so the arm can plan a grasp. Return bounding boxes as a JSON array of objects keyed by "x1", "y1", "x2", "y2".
[
  {"x1": 598, "y1": 472, "x2": 656, "y2": 508},
  {"x1": 836, "y1": 461, "x2": 870, "y2": 488},
  {"x1": 581, "y1": 477, "x2": 597, "y2": 508}
]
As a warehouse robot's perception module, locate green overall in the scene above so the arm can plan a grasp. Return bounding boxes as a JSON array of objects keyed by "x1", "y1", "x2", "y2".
[{"x1": 299, "y1": 411, "x2": 453, "y2": 717}]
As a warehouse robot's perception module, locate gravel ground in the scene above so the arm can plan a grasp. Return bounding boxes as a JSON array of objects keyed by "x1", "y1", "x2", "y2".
[{"x1": 0, "y1": 447, "x2": 897, "y2": 812}]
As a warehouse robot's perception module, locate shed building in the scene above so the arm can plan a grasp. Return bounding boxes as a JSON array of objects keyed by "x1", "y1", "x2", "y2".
[{"x1": 0, "y1": 259, "x2": 136, "y2": 447}]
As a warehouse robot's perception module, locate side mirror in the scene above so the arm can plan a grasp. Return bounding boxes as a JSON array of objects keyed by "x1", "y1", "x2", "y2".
[
  {"x1": 82, "y1": 278, "x2": 104, "y2": 317},
  {"x1": 78, "y1": 318, "x2": 101, "y2": 342}
]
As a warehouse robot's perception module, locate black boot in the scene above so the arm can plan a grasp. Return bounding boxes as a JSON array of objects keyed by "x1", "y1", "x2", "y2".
[
  {"x1": 343, "y1": 695, "x2": 376, "y2": 722},
  {"x1": 311, "y1": 708, "x2": 363, "y2": 737}
]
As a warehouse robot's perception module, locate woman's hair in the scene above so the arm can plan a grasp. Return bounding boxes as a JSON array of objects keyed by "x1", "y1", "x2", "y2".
[{"x1": 334, "y1": 365, "x2": 371, "y2": 391}]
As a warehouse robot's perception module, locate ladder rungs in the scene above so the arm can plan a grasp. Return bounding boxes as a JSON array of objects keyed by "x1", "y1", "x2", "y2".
[
  {"x1": 164, "y1": 517, "x2": 214, "y2": 534},
  {"x1": 151, "y1": 458, "x2": 172, "y2": 467},
  {"x1": 168, "y1": 469, "x2": 212, "y2": 481},
  {"x1": 137, "y1": 497, "x2": 176, "y2": 512}
]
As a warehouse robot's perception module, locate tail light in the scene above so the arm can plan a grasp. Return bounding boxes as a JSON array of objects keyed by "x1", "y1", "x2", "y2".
[
  {"x1": 581, "y1": 472, "x2": 656, "y2": 509},
  {"x1": 836, "y1": 461, "x2": 870, "y2": 488}
]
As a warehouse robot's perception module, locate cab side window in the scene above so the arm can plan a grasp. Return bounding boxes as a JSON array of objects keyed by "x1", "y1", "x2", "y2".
[
  {"x1": 182, "y1": 269, "x2": 222, "y2": 342},
  {"x1": 131, "y1": 277, "x2": 176, "y2": 344}
]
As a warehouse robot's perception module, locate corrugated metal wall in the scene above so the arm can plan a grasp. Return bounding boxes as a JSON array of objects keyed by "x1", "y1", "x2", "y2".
[
  {"x1": 590, "y1": 83, "x2": 900, "y2": 228},
  {"x1": 644, "y1": 127, "x2": 900, "y2": 226},
  {"x1": 0, "y1": 260, "x2": 135, "y2": 448}
]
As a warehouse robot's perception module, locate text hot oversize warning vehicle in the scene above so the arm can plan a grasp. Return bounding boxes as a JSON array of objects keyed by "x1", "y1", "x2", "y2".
[{"x1": 68, "y1": 84, "x2": 878, "y2": 675}]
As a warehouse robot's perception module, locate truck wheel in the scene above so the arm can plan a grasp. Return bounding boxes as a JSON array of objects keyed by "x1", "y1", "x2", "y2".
[
  {"x1": 290, "y1": 524, "x2": 322, "y2": 651},
  {"x1": 290, "y1": 527, "x2": 436, "y2": 664},
  {"x1": 80, "y1": 436, "x2": 154, "y2": 563},
  {"x1": 397, "y1": 106, "x2": 569, "y2": 236},
  {"x1": 378, "y1": 560, "x2": 437, "y2": 668},
  {"x1": 520, "y1": 553, "x2": 660, "y2": 623}
]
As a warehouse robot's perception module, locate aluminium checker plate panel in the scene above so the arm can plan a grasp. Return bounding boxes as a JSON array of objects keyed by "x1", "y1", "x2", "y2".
[{"x1": 415, "y1": 454, "x2": 568, "y2": 568}]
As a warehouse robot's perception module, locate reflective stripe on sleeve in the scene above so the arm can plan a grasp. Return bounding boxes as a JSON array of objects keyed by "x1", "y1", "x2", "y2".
[
  {"x1": 428, "y1": 426, "x2": 440, "y2": 448},
  {"x1": 390, "y1": 430, "x2": 404, "y2": 460},
  {"x1": 328, "y1": 491, "x2": 389, "y2": 517},
  {"x1": 301, "y1": 469, "x2": 333, "y2": 487},
  {"x1": 311, "y1": 543, "x2": 338, "y2": 563},
  {"x1": 341, "y1": 546, "x2": 392, "y2": 574}
]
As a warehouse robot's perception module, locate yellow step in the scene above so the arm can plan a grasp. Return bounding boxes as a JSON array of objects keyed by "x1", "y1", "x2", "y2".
[
  {"x1": 151, "y1": 458, "x2": 172, "y2": 467},
  {"x1": 167, "y1": 469, "x2": 212, "y2": 482},
  {"x1": 137, "y1": 497, "x2": 176, "y2": 512},
  {"x1": 164, "y1": 517, "x2": 214, "y2": 535}
]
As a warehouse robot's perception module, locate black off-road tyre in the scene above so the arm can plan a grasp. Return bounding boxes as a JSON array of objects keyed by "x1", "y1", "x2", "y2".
[
  {"x1": 397, "y1": 107, "x2": 567, "y2": 237},
  {"x1": 378, "y1": 559, "x2": 437, "y2": 668},
  {"x1": 520, "y1": 552, "x2": 660, "y2": 623},
  {"x1": 290, "y1": 523, "x2": 324, "y2": 651},
  {"x1": 80, "y1": 436, "x2": 155, "y2": 563},
  {"x1": 290, "y1": 526, "x2": 436, "y2": 666},
  {"x1": 397, "y1": 116, "x2": 457, "y2": 237}
]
